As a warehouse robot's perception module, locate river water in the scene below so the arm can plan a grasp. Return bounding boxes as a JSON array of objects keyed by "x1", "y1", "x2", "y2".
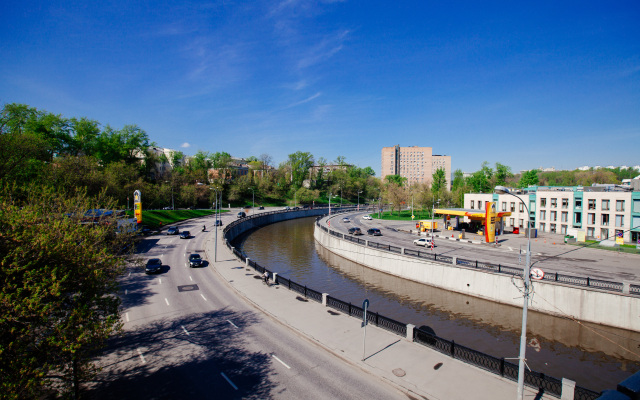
[{"x1": 234, "y1": 217, "x2": 640, "y2": 392}]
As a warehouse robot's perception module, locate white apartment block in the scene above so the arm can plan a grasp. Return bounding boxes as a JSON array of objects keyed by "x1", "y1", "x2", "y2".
[
  {"x1": 381, "y1": 145, "x2": 451, "y2": 189},
  {"x1": 465, "y1": 186, "x2": 640, "y2": 244}
]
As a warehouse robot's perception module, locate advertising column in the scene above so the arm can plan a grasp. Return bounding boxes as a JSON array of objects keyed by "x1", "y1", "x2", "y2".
[
  {"x1": 485, "y1": 201, "x2": 496, "y2": 243},
  {"x1": 134, "y1": 190, "x2": 142, "y2": 225}
]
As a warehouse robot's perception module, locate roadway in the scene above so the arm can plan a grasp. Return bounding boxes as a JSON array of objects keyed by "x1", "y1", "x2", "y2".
[
  {"x1": 89, "y1": 209, "x2": 411, "y2": 399},
  {"x1": 327, "y1": 211, "x2": 640, "y2": 283}
]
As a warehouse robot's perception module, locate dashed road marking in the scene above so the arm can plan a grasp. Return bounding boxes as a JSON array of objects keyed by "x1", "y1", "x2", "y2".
[
  {"x1": 159, "y1": 278, "x2": 162, "y2": 284},
  {"x1": 125, "y1": 289, "x2": 128, "y2": 295},
  {"x1": 221, "y1": 372, "x2": 238, "y2": 390},
  {"x1": 125, "y1": 312, "x2": 129, "y2": 322},
  {"x1": 189, "y1": 276, "x2": 193, "y2": 281},
  {"x1": 201, "y1": 294, "x2": 207, "y2": 301},
  {"x1": 227, "y1": 320, "x2": 239, "y2": 329},
  {"x1": 165, "y1": 298, "x2": 170, "y2": 306},
  {"x1": 137, "y1": 348, "x2": 146, "y2": 364},
  {"x1": 272, "y1": 354, "x2": 291, "y2": 369},
  {"x1": 181, "y1": 325, "x2": 190, "y2": 336}
]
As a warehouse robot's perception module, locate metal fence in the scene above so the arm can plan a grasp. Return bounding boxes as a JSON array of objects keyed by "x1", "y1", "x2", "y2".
[{"x1": 224, "y1": 210, "x2": 602, "y2": 400}]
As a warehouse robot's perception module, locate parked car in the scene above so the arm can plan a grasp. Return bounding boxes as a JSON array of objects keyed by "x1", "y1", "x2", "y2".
[
  {"x1": 342, "y1": 217, "x2": 350, "y2": 223},
  {"x1": 179, "y1": 231, "x2": 191, "y2": 239},
  {"x1": 145, "y1": 258, "x2": 163, "y2": 274},
  {"x1": 167, "y1": 227, "x2": 179, "y2": 235},
  {"x1": 237, "y1": 211, "x2": 246, "y2": 218},
  {"x1": 348, "y1": 227, "x2": 363, "y2": 235},
  {"x1": 362, "y1": 215, "x2": 373, "y2": 220},
  {"x1": 188, "y1": 253, "x2": 203, "y2": 268},
  {"x1": 258, "y1": 206, "x2": 264, "y2": 210},
  {"x1": 413, "y1": 238, "x2": 434, "y2": 247},
  {"x1": 367, "y1": 228, "x2": 382, "y2": 236}
]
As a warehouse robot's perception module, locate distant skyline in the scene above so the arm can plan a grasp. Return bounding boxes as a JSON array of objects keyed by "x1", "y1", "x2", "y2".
[{"x1": 2, "y1": 1, "x2": 638, "y2": 176}]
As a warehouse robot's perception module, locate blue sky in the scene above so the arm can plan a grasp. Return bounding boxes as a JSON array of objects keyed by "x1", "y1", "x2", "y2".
[{"x1": 2, "y1": 1, "x2": 639, "y2": 175}]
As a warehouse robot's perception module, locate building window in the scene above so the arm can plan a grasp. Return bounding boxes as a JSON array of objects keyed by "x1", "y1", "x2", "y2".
[
  {"x1": 519, "y1": 203, "x2": 524, "y2": 212},
  {"x1": 519, "y1": 219, "x2": 523, "y2": 228},
  {"x1": 561, "y1": 225, "x2": 567, "y2": 234},
  {"x1": 616, "y1": 215, "x2": 624, "y2": 227},
  {"x1": 616, "y1": 200, "x2": 625, "y2": 212},
  {"x1": 575, "y1": 212, "x2": 581, "y2": 224},
  {"x1": 587, "y1": 213, "x2": 595, "y2": 224},
  {"x1": 602, "y1": 200, "x2": 610, "y2": 211},
  {"x1": 501, "y1": 202, "x2": 507, "y2": 211},
  {"x1": 550, "y1": 223, "x2": 556, "y2": 233},
  {"x1": 540, "y1": 223, "x2": 546, "y2": 232},
  {"x1": 550, "y1": 211, "x2": 557, "y2": 221},
  {"x1": 634, "y1": 199, "x2": 640, "y2": 213},
  {"x1": 561, "y1": 212, "x2": 568, "y2": 222},
  {"x1": 587, "y1": 227, "x2": 595, "y2": 237},
  {"x1": 510, "y1": 202, "x2": 515, "y2": 212},
  {"x1": 510, "y1": 218, "x2": 514, "y2": 226},
  {"x1": 602, "y1": 214, "x2": 609, "y2": 226},
  {"x1": 540, "y1": 198, "x2": 547, "y2": 207},
  {"x1": 575, "y1": 199, "x2": 582, "y2": 209},
  {"x1": 551, "y1": 198, "x2": 557, "y2": 208},
  {"x1": 562, "y1": 198, "x2": 569, "y2": 209},
  {"x1": 540, "y1": 210, "x2": 546, "y2": 220},
  {"x1": 470, "y1": 200, "x2": 474, "y2": 209},
  {"x1": 601, "y1": 229, "x2": 609, "y2": 240},
  {"x1": 588, "y1": 199, "x2": 596, "y2": 210}
]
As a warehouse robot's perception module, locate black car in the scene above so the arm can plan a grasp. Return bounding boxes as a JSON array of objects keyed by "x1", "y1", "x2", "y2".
[
  {"x1": 179, "y1": 231, "x2": 191, "y2": 239},
  {"x1": 188, "y1": 253, "x2": 203, "y2": 268},
  {"x1": 167, "y1": 227, "x2": 179, "y2": 235},
  {"x1": 145, "y1": 258, "x2": 162, "y2": 274},
  {"x1": 258, "y1": 206, "x2": 264, "y2": 210},
  {"x1": 293, "y1": 206, "x2": 300, "y2": 210},
  {"x1": 214, "y1": 219, "x2": 223, "y2": 226},
  {"x1": 367, "y1": 228, "x2": 382, "y2": 236},
  {"x1": 237, "y1": 211, "x2": 246, "y2": 218},
  {"x1": 348, "y1": 227, "x2": 363, "y2": 235}
]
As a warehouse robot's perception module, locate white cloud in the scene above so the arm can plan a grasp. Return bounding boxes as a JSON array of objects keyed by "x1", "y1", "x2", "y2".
[
  {"x1": 285, "y1": 92, "x2": 322, "y2": 108},
  {"x1": 181, "y1": 142, "x2": 191, "y2": 148}
]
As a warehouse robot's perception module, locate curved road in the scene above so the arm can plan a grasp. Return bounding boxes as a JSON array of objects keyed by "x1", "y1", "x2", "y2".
[{"x1": 90, "y1": 210, "x2": 411, "y2": 400}]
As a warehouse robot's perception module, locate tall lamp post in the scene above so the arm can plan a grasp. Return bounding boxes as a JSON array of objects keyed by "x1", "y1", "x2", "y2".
[
  {"x1": 495, "y1": 186, "x2": 531, "y2": 400},
  {"x1": 357, "y1": 190, "x2": 362, "y2": 211},
  {"x1": 339, "y1": 186, "x2": 343, "y2": 208},
  {"x1": 328, "y1": 192, "x2": 333, "y2": 215},
  {"x1": 431, "y1": 197, "x2": 440, "y2": 238},
  {"x1": 250, "y1": 188, "x2": 255, "y2": 215},
  {"x1": 210, "y1": 187, "x2": 221, "y2": 262},
  {"x1": 165, "y1": 179, "x2": 175, "y2": 210}
]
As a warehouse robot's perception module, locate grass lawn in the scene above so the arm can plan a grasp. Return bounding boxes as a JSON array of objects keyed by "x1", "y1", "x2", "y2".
[
  {"x1": 125, "y1": 209, "x2": 217, "y2": 229},
  {"x1": 375, "y1": 209, "x2": 434, "y2": 221}
]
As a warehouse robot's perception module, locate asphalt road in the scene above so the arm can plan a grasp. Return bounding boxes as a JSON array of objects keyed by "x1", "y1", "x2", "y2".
[
  {"x1": 89, "y1": 210, "x2": 411, "y2": 400},
  {"x1": 328, "y1": 211, "x2": 640, "y2": 283}
]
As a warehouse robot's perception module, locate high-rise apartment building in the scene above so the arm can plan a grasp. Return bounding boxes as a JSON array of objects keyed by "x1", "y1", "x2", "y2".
[{"x1": 381, "y1": 145, "x2": 451, "y2": 189}]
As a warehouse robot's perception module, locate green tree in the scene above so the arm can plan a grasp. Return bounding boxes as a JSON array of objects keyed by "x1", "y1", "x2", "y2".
[
  {"x1": 0, "y1": 187, "x2": 129, "y2": 398},
  {"x1": 431, "y1": 168, "x2": 447, "y2": 193},
  {"x1": 286, "y1": 151, "x2": 314, "y2": 189},
  {"x1": 385, "y1": 174, "x2": 407, "y2": 186},
  {"x1": 518, "y1": 169, "x2": 539, "y2": 188},
  {"x1": 383, "y1": 182, "x2": 407, "y2": 215},
  {"x1": 451, "y1": 169, "x2": 465, "y2": 191},
  {"x1": 494, "y1": 162, "x2": 513, "y2": 186}
]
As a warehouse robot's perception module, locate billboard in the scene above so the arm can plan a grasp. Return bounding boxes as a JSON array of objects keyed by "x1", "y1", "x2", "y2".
[
  {"x1": 485, "y1": 201, "x2": 496, "y2": 243},
  {"x1": 134, "y1": 190, "x2": 142, "y2": 224}
]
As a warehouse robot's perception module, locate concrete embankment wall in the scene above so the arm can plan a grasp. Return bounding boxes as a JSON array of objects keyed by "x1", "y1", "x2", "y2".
[
  {"x1": 225, "y1": 209, "x2": 331, "y2": 242},
  {"x1": 314, "y1": 222, "x2": 640, "y2": 332}
]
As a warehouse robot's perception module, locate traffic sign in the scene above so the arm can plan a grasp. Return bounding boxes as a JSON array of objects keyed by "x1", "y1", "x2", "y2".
[{"x1": 530, "y1": 267, "x2": 545, "y2": 280}]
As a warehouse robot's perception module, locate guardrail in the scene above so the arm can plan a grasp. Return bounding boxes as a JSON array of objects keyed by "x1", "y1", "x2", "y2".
[
  {"x1": 317, "y1": 218, "x2": 636, "y2": 297},
  {"x1": 223, "y1": 210, "x2": 601, "y2": 399}
]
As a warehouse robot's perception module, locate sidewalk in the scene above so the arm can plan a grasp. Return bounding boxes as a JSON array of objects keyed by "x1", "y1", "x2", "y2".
[{"x1": 204, "y1": 231, "x2": 554, "y2": 400}]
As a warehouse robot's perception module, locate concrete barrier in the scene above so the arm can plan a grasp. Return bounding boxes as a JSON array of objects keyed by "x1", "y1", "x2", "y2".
[{"x1": 314, "y1": 222, "x2": 640, "y2": 332}]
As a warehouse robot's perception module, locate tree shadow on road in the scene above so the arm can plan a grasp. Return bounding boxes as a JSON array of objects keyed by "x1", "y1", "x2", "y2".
[{"x1": 87, "y1": 308, "x2": 276, "y2": 399}]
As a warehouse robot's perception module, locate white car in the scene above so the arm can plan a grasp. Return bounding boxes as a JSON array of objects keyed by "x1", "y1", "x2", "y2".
[
  {"x1": 413, "y1": 238, "x2": 434, "y2": 247},
  {"x1": 362, "y1": 215, "x2": 372, "y2": 220},
  {"x1": 342, "y1": 217, "x2": 350, "y2": 223}
]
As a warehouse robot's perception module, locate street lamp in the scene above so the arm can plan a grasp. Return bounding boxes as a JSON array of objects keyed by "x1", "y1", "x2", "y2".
[
  {"x1": 165, "y1": 179, "x2": 174, "y2": 210},
  {"x1": 357, "y1": 190, "x2": 362, "y2": 211},
  {"x1": 495, "y1": 185, "x2": 531, "y2": 400},
  {"x1": 328, "y1": 192, "x2": 334, "y2": 215},
  {"x1": 250, "y1": 188, "x2": 255, "y2": 215},
  {"x1": 431, "y1": 197, "x2": 440, "y2": 239},
  {"x1": 210, "y1": 187, "x2": 221, "y2": 262}
]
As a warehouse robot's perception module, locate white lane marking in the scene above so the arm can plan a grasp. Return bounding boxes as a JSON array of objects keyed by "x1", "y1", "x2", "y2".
[
  {"x1": 125, "y1": 312, "x2": 130, "y2": 322},
  {"x1": 159, "y1": 278, "x2": 162, "y2": 284},
  {"x1": 227, "y1": 320, "x2": 239, "y2": 329},
  {"x1": 181, "y1": 325, "x2": 190, "y2": 336},
  {"x1": 272, "y1": 354, "x2": 291, "y2": 369},
  {"x1": 201, "y1": 294, "x2": 207, "y2": 301},
  {"x1": 165, "y1": 298, "x2": 170, "y2": 306},
  {"x1": 128, "y1": 272, "x2": 131, "y2": 277},
  {"x1": 220, "y1": 372, "x2": 238, "y2": 390},
  {"x1": 125, "y1": 289, "x2": 128, "y2": 295},
  {"x1": 189, "y1": 276, "x2": 193, "y2": 281},
  {"x1": 137, "y1": 348, "x2": 146, "y2": 364}
]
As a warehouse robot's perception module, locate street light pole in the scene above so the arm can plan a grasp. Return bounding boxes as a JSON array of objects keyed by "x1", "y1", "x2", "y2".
[
  {"x1": 329, "y1": 192, "x2": 332, "y2": 215},
  {"x1": 250, "y1": 188, "x2": 255, "y2": 215},
  {"x1": 357, "y1": 190, "x2": 362, "y2": 211},
  {"x1": 340, "y1": 186, "x2": 342, "y2": 208},
  {"x1": 495, "y1": 186, "x2": 531, "y2": 400}
]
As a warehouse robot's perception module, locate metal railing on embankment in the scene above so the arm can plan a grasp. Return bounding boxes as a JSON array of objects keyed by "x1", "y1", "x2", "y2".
[
  {"x1": 316, "y1": 218, "x2": 639, "y2": 297},
  {"x1": 221, "y1": 210, "x2": 600, "y2": 400}
]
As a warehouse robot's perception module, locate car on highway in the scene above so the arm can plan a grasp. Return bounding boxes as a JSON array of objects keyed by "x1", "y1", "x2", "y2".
[
  {"x1": 258, "y1": 206, "x2": 264, "y2": 210},
  {"x1": 163, "y1": 206, "x2": 173, "y2": 210},
  {"x1": 367, "y1": 228, "x2": 382, "y2": 236},
  {"x1": 167, "y1": 227, "x2": 179, "y2": 235},
  {"x1": 362, "y1": 215, "x2": 372, "y2": 220},
  {"x1": 413, "y1": 238, "x2": 435, "y2": 247},
  {"x1": 348, "y1": 227, "x2": 363, "y2": 235},
  {"x1": 145, "y1": 258, "x2": 163, "y2": 274},
  {"x1": 342, "y1": 217, "x2": 350, "y2": 223},
  {"x1": 237, "y1": 211, "x2": 246, "y2": 218},
  {"x1": 179, "y1": 230, "x2": 191, "y2": 239},
  {"x1": 188, "y1": 253, "x2": 203, "y2": 268},
  {"x1": 283, "y1": 206, "x2": 291, "y2": 211}
]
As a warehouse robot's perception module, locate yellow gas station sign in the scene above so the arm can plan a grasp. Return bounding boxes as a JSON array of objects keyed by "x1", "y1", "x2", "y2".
[
  {"x1": 134, "y1": 190, "x2": 142, "y2": 224},
  {"x1": 485, "y1": 201, "x2": 496, "y2": 243}
]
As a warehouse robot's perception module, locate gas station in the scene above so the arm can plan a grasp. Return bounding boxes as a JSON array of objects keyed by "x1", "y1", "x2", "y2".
[{"x1": 429, "y1": 203, "x2": 512, "y2": 243}]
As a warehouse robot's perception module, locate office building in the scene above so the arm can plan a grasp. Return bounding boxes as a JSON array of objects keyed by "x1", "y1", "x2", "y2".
[{"x1": 381, "y1": 145, "x2": 451, "y2": 189}]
